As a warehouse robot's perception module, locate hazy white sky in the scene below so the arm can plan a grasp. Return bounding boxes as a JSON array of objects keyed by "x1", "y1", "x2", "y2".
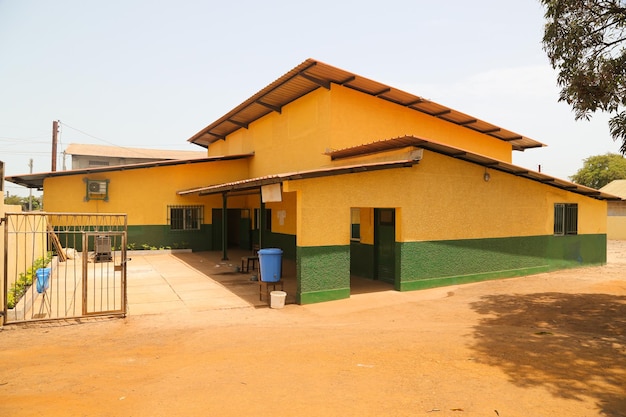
[{"x1": 1, "y1": 0, "x2": 622, "y2": 196}]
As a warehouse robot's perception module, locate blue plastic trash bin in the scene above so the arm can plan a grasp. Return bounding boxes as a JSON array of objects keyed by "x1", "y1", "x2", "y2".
[
  {"x1": 36, "y1": 267, "x2": 51, "y2": 294},
  {"x1": 258, "y1": 248, "x2": 283, "y2": 282}
]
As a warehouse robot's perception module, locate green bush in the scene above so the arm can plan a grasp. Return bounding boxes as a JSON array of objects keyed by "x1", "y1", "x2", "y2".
[{"x1": 7, "y1": 252, "x2": 53, "y2": 309}]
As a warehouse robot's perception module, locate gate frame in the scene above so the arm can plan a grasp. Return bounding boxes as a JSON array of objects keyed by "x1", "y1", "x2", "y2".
[{"x1": 2, "y1": 212, "x2": 128, "y2": 325}]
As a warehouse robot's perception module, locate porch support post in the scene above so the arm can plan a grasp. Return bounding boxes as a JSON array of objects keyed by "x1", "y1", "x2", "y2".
[
  {"x1": 259, "y1": 200, "x2": 265, "y2": 249},
  {"x1": 221, "y1": 192, "x2": 228, "y2": 260}
]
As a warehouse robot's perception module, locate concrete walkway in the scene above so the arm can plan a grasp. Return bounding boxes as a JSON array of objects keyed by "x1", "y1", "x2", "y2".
[{"x1": 126, "y1": 249, "x2": 298, "y2": 315}]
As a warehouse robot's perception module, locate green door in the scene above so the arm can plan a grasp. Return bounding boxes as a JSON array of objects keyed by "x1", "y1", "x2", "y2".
[{"x1": 375, "y1": 208, "x2": 395, "y2": 284}]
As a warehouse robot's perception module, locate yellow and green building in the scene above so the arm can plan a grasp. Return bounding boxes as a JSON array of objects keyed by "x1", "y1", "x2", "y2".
[{"x1": 7, "y1": 59, "x2": 620, "y2": 304}]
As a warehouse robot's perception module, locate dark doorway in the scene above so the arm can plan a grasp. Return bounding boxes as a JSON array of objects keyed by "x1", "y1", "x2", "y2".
[
  {"x1": 374, "y1": 208, "x2": 396, "y2": 284},
  {"x1": 211, "y1": 209, "x2": 244, "y2": 250}
]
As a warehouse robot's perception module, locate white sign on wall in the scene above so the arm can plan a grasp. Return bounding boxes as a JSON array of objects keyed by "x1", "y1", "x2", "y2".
[{"x1": 261, "y1": 183, "x2": 282, "y2": 202}]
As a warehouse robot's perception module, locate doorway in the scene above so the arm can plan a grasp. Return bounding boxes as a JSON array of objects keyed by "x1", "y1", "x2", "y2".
[
  {"x1": 212, "y1": 208, "x2": 254, "y2": 250},
  {"x1": 374, "y1": 208, "x2": 396, "y2": 284}
]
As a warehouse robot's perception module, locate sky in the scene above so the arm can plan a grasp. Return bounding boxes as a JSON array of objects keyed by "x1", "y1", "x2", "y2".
[{"x1": 1, "y1": 0, "x2": 622, "y2": 197}]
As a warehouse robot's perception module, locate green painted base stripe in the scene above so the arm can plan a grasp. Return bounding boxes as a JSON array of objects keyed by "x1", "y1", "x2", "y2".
[
  {"x1": 400, "y1": 265, "x2": 551, "y2": 291},
  {"x1": 298, "y1": 288, "x2": 350, "y2": 304},
  {"x1": 399, "y1": 261, "x2": 605, "y2": 291}
]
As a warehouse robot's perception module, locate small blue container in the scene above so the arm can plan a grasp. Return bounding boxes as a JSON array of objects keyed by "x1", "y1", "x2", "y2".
[
  {"x1": 258, "y1": 248, "x2": 283, "y2": 282},
  {"x1": 36, "y1": 267, "x2": 51, "y2": 293}
]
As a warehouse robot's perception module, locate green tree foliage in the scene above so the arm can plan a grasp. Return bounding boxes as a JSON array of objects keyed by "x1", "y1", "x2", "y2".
[
  {"x1": 3, "y1": 194, "x2": 42, "y2": 211},
  {"x1": 541, "y1": 0, "x2": 626, "y2": 153},
  {"x1": 570, "y1": 153, "x2": 626, "y2": 188}
]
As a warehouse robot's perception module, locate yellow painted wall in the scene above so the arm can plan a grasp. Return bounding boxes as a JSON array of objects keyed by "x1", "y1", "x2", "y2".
[
  {"x1": 355, "y1": 207, "x2": 374, "y2": 245},
  {"x1": 43, "y1": 160, "x2": 249, "y2": 225},
  {"x1": 328, "y1": 86, "x2": 513, "y2": 162},
  {"x1": 265, "y1": 191, "x2": 297, "y2": 235},
  {"x1": 207, "y1": 84, "x2": 514, "y2": 178},
  {"x1": 607, "y1": 201, "x2": 626, "y2": 240},
  {"x1": 607, "y1": 217, "x2": 626, "y2": 240},
  {"x1": 284, "y1": 150, "x2": 606, "y2": 246},
  {"x1": 0, "y1": 206, "x2": 46, "y2": 302},
  {"x1": 208, "y1": 88, "x2": 332, "y2": 177}
]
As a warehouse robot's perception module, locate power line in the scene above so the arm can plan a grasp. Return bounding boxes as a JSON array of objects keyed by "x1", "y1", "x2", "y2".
[{"x1": 60, "y1": 122, "x2": 122, "y2": 147}]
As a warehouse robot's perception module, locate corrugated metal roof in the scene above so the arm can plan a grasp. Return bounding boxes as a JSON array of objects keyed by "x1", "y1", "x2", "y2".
[
  {"x1": 177, "y1": 136, "x2": 618, "y2": 201},
  {"x1": 188, "y1": 58, "x2": 545, "y2": 151},
  {"x1": 600, "y1": 179, "x2": 626, "y2": 199},
  {"x1": 326, "y1": 136, "x2": 621, "y2": 201},
  {"x1": 65, "y1": 143, "x2": 207, "y2": 160},
  {"x1": 177, "y1": 159, "x2": 420, "y2": 196},
  {"x1": 5, "y1": 153, "x2": 254, "y2": 190}
]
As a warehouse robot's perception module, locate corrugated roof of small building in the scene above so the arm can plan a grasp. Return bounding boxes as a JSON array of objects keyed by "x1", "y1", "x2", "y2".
[
  {"x1": 600, "y1": 179, "x2": 626, "y2": 199},
  {"x1": 65, "y1": 143, "x2": 206, "y2": 160}
]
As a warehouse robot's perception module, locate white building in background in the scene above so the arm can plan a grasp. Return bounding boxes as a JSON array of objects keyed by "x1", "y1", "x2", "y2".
[{"x1": 64, "y1": 143, "x2": 206, "y2": 170}]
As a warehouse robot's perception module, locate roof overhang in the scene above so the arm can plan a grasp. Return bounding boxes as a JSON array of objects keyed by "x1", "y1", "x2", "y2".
[
  {"x1": 326, "y1": 135, "x2": 622, "y2": 201},
  {"x1": 177, "y1": 158, "x2": 422, "y2": 196},
  {"x1": 5, "y1": 153, "x2": 254, "y2": 190},
  {"x1": 188, "y1": 58, "x2": 545, "y2": 152}
]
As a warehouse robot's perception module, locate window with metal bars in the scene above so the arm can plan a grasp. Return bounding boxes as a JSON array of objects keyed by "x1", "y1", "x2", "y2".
[
  {"x1": 168, "y1": 205, "x2": 203, "y2": 231},
  {"x1": 554, "y1": 203, "x2": 578, "y2": 235}
]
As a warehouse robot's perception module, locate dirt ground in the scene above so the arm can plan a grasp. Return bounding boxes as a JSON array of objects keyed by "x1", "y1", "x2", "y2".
[{"x1": 1, "y1": 242, "x2": 625, "y2": 417}]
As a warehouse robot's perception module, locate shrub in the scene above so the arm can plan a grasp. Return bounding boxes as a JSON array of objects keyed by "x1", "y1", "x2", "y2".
[{"x1": 7, "y1": 252, "x2": 52, "y2": 309}]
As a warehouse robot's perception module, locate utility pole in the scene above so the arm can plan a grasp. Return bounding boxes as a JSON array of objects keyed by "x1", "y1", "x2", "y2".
[
  {"x1": 28, "y1": 159, "x2": 33, "y2": 211},
  {"x1": 51, "y1": 120, "x2": 59, "y2": 172}
]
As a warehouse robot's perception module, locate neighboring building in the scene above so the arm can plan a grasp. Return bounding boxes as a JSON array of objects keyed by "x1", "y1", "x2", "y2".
[
  {"x1": 64, "y1": 143, "x2": 206, "y2": 169},
  {"x1": 6, "y1": 59, "x2": 621, "y2": 304},
  {"x1": 600, "y1": 180, "x2": 626, "y2": 239}
]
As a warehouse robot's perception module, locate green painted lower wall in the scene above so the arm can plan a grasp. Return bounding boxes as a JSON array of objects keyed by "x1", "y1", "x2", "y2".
[
  {"x1": 297, "y1": 245, "x2": 350, "y2": 304},
  {"x1": 261, "y1": 232, "x2": 297, "y2": 260},
  {"x1": 398, "y1": 234, "x2": 607, "y2": 290},
  {"x1": 124, "y1": 225, "x2": 297, "y2": 254},
  {"x1": 316, "y1": 234, "x2": 606, "y2": 303},
  {"x1": 127, "y1": 225, "x2": 213, "y2": 251}
]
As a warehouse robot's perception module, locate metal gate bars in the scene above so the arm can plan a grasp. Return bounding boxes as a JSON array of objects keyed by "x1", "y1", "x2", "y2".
[{"x1": 2, "y1": 212, "x2": 128, "y2": 324}]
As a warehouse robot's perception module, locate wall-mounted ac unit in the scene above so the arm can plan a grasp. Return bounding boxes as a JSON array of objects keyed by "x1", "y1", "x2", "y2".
[
  {"x1": 85, "y1": 179, "x2": 109, "y2": 201},
  {"x1": 88, "y1": 180, "x2": 107, "y2": 194}
]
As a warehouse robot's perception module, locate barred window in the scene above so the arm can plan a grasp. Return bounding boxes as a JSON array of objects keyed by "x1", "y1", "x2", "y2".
[
  {"x1": 169, "y1": 205, "x2": 203, "y2": 231},
  {"x1": 554, "y1": 203, "x2": 578, "y2": 236}
]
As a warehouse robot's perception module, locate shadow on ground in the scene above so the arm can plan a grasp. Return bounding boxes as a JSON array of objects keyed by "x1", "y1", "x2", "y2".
[{"x1": 470, "y1": 292, "x2": 626, "y2": 416}]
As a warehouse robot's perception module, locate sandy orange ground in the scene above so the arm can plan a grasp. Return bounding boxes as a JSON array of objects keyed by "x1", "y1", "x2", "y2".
[{"x1": 1, "y1": 242, "x2": 625, "y2": 417}]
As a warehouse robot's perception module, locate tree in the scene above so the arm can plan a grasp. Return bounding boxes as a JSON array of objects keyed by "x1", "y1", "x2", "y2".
[
  {"x1": 570, "y1": 152, "x2": 626, "y2": 188},
  {"x1": 541, "y1": 0, "x2": 626, "y2": 153},
  {"x1": 3, "y1": 194, "x2": 43, "y2": 211}
]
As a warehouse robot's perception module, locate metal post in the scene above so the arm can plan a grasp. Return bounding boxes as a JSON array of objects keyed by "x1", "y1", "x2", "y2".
[
  {"x1": 259, "y1": 201, "x2": 265, "y2": 249},
  {"x1": 221, "y1": 192, "x2": 228, "y2": 260}
]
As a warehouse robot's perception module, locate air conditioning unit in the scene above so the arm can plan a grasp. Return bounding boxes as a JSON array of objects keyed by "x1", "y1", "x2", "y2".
[
  {"x1": 88, "y1": 180, "x2": 107, "y2": 194},
  {"x1": 85, "y1": 179, "x2": 109, "y2": 201}
]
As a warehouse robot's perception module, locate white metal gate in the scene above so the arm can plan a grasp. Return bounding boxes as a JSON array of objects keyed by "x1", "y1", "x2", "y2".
[{"x1": 2, "y1": 212, "x2": 128, "y2": 324}]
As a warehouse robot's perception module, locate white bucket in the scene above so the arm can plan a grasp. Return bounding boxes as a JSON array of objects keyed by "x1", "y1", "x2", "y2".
[{"x1": 270, "y1": 291, "x2": 286, "y2": 309}]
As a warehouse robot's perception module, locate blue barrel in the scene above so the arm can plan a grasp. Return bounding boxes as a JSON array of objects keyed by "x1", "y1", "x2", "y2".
[
  {"x1": 258, "y1": 248, "x2": 282, "y2": 282},
  {"x1": 36, "y1": 267, "x2": 51, "y2": 294}
]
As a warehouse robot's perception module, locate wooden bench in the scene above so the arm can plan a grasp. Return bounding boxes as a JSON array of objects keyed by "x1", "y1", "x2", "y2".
[
  {"x1": 258, "y1": 279, "x2": 284, "y2": 301},
  {"x1": 241, "y1": 255, "x2": 259, "y2": 273},
  {"x1": 240, "y1": 244, "x2": 260, "y2": 273}
]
